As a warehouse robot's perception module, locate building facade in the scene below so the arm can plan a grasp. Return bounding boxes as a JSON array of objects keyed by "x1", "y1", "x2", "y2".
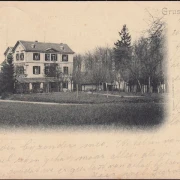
[{"x1": 6, "y1": 40, "x2": 75, "y2": 93}]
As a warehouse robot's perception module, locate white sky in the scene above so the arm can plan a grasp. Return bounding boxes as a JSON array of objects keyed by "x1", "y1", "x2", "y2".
[{"x1": 0, "y1": 1, "x2": 168, "y2": 63}]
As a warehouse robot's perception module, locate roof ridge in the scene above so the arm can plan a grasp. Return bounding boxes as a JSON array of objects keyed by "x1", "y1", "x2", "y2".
[
  {"x1": 19, "y1": 40, "x2": 66, "y2": 45},
  {"x1": 12, "y1": 40, "x2": 75, "y2": 54}
]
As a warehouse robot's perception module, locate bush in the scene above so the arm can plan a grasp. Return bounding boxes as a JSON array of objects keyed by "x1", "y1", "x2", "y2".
[{"x1": 1, "y1": 92, "x2": 11, "y2": 99}]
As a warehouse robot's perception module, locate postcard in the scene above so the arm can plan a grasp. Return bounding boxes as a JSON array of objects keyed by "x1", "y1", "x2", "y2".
[{"x1": 0, "y1": 1, "x2": 179, "y2": 179}]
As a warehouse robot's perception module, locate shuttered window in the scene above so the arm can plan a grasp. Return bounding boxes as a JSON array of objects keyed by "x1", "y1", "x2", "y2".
[
  {"x1": 51, "y1": 54, "x2": 57, "y2": 61},
  {"x1": 62, "y1": 55, "x2": 68, "y2": 61},
  {"x1": 20, "y1": 53, "x2": 24, "y2": 60},
  {"x1": 33, "y1": 66, "x2": 40, "y2": 75},
  {"x1": 45, "y1": 54, "x2": 50, "y2": 61},
  {"x1": 33, "y1": 53, "x2": 40, "y2": 60}
]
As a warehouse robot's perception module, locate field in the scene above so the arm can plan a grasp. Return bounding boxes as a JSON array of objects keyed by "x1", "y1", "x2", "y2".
[{"x1": 0, "y1": 92, "x2": 167, "y2": 130}]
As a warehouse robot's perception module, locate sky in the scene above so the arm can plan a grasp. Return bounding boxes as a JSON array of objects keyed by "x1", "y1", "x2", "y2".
[{"x1": 0, "y1": 1, "x2": 168, "y2": 63}]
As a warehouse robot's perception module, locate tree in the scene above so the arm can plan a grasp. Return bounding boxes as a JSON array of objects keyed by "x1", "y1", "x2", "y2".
[
  {"x1": 114, "y1": 24, "x2": 132, "y2": 91},
  {"x1": 44, "y1": 63, "x2": 58, "y2": 77},
  {"x1": 73, "y1": 54, "x2": 83, "y2": 97},
  {"x1": 91, "y1": 47, "x2": 114, "y2": 90},
  {"x1": 130, "y1": 38, "x2": 148, "y2": 93},
  {"x1": 135, "y1": 16, "x2": 166, "y2": 93},
  {"x1": 0, "y1": 53, "x2": 15, "y2": 94},
  {"x1": 44, "y1": 63, "x2": 68, "y2": 92}
]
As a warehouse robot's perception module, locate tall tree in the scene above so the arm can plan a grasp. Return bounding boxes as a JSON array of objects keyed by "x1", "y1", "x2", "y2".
[
  {"x1": 73, "y1": 54, "x2": 83, "y2": 97},
  {"x1": 114, "y1": 24, "x2": 132, "y2": 91},
  {"x1": 0, "y1": 53, "x2": 15, "y2": 94},
  {"x1": 136, "y1": 17, "x2": 166, "y2": 93}
]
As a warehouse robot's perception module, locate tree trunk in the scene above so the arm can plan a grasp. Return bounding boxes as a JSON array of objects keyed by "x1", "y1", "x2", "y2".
[
  {"x1": 148, "y1": 76, "x2": 151, "y2": 93},
  {"x1": 76, "y1": 83, "x2": 78, "y2": 98},
  {"x1": 137, "y1": 79, "x2": 142, "y2": 94},
  {"x1": 106, "y1": 83, "x2": 108, "y2": 98},
  {"x1": 118, "y1": 81, "x2": 120, "y2": 92}
]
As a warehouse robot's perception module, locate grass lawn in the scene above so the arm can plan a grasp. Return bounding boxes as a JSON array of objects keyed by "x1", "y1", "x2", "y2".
[
  {"x1": 0, "y1": 92, "x2": 167, "y2": 129},
  {"x1": 7, "y1": 91, "x2": 166, "y2": 104},
  {"x1": 0, "y1": 101, "x2": 166, "y2": 130}
]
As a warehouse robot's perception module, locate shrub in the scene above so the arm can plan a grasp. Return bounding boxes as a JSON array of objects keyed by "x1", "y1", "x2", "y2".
[{"x1": 1, "y1": 92, "x2": 11, "y2": 99}]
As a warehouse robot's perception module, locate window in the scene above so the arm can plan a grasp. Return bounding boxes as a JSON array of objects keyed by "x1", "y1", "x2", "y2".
[
  {"x1": 45, "y1": 54, "x2": 50, "y2": 61},
  {"x1": 63, "y1": 81, "x2": 68, "y2": 89},
  {"x1": 33, "y1": 66, "x2": 40, "y2": 75},
  {"x1": 51, "y1": 54, "x2": 57, "y2": 61},
  {"x1": 33, "y1": 53, "x2": 40, "y2": 60},
  {"x1": 63, "y1": 66, "x2": 68, "y2": 75},
  {"x1": 60, "y1": 45, "x2": 64, "y2": 50},
  {"x1": 16, "y1": 54, "x2": 19, "y2": 61},
  {"x1": 31, "y1": 44, "x2": 36, "y2": 48},
  {"x1": 20, "y1": 53, "x2": 24, "y2": 60},
  {"x1": 62, "y1": 55, "x2": 68, "y2": 61}
]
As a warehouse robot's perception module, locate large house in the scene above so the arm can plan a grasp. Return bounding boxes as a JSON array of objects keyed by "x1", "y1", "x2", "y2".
[{"x1": 4, "y1": 40, "x2": 75, "y2": 93}]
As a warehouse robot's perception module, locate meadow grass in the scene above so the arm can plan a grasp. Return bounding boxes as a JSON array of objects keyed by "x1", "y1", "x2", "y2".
[{"x1": 0, "y1": 100, "x2": 165, "y2": 129}]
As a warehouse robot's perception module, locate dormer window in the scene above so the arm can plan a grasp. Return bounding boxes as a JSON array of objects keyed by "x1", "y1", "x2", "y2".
[
  {"x1": 60, "y1": 44, "x2": 64, "y2": 50},
  {"x1": 31, "y1": 44, "x2": 36, "y2": 48}
]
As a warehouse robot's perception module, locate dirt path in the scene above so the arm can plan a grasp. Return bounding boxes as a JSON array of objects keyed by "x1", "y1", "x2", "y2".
[
  {"x1": 91, "y1": 92, "x2": 143, "y2": 98},
  {"x1": 0, "y1": 99, "x2": 85, "y2": 106}
]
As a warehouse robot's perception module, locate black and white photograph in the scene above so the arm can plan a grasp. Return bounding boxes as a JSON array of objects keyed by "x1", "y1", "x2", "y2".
[
  {"x1": 0, "y1": 1, "x2": 179, "y2": 179},
  {"x1": 0, "y1": 2, "x2": 168, "y2": 130}
]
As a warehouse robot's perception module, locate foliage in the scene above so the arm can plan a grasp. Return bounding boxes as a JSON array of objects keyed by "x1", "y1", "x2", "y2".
[
  {"x1": 113, "y1": 18, "x2": 166, "y2": 93},
  {"x1": 73, "y1": 54, "x2": 82, "y2": 85},
  {"x1": 74, "y1": 47, "x2": 115, "y2": 90},
  {"x1": 114, "y1": 24, "x2": 132, "y2": 74},
  {"x1": 44, "y1": 63, "x2": 59, "y2": 78},
  {"x1": 0, "y1": 53, "x2": 15, "y2": 95},
  {"x1": 132, "y1": 17, "x2": 167, "y2": 92}
]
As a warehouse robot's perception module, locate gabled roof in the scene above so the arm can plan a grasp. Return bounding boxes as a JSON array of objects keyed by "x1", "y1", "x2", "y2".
[
  {"x1": 4, "y1": 47, "x2": 13, "y2": 55},
  {"x1": 12, "y1": 40, "x2": 75, "y2": 54}
]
